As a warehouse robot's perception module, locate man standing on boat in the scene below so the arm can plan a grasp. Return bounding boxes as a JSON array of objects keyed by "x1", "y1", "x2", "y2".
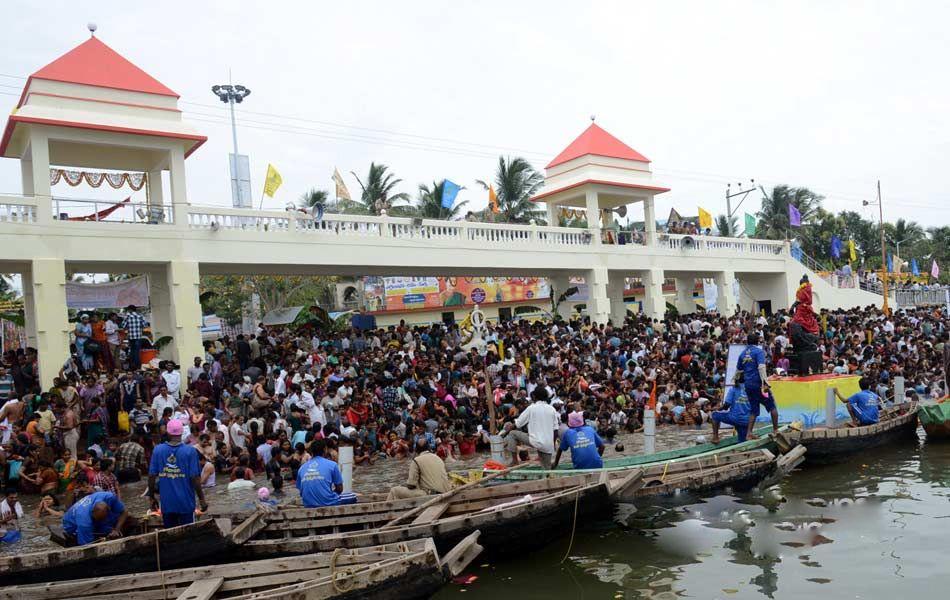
[
  {"x1": 734, "y1": 333, "x2": 779, "y2": 439},
  {"x1": 297, "y1": 438, "x2": 357, "y2": 507},
  {"x1": 711, "y1": 372, "x2": 751, "y2": 443},
  {"x1": 388, "y1": 438, "x2": 451, "y2": 499},
  {"x1": 62, "y1": 490, "x2": 130, "y2": 545},
  {"x1": 502, "y1": 387, "x2": 559, "y2": 468},
  {"x1": 147, "y1": 419, "x2": 208, "y2": 528},
  {"x1": 833, "y1": 377, "x2": 880, "y2": 426},
  {"x1": 552, "y1": 410, "x2": 605, "y2": 469}
]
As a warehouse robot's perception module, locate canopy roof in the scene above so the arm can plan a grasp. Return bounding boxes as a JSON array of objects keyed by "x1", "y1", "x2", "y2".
[{"x1": 546, "y1": 123, "x2": 650, "y2": 168}]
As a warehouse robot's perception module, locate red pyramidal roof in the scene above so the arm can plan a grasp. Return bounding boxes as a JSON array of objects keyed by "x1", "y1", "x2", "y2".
[
  {"x1": 546, "y1": 123, "x2": 649, "y2": 168},
  {"x1": 27, "y1": 36, "x2": 178, "y2": 99}
]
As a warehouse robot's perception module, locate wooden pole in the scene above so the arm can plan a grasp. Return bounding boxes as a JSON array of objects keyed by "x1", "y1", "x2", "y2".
[{"x1": 484, "y1": 366, "x2": 497, "y2": 435}]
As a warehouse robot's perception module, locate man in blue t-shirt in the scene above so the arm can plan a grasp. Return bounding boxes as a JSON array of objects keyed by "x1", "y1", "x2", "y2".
[
  {"x1": 62, "y1": 491, "x2": 129, "y2": 546},
  {"x1": 297, "y1": 439, "x2": 357, "y2": 507},
  {"x1": 711, "y1": 373, "x2": 751, "y2": 443},
  {"x1": 733, "y1": 333, "x2": 779, "y2": 439},
  {"x1": 148, "y1": 419, "x2": 207, "y2": 528},
  {"x1": 834, "y1": 377, "x2": 880, "y2": 426},
  {"x1": 553, "y1": 411, "x2": 605, "y2": 470}
]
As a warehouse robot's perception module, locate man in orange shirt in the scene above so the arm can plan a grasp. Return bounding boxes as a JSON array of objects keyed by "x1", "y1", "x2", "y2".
[{"x1": 90, "y1": 314, "x2": 113, "y2": 371}]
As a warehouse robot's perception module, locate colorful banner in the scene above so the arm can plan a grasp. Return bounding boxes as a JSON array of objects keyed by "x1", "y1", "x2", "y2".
[
  {"x1": 364, "y1": 276, "x2": 550, "y2": 312},
  {"x1": 65, "y1": 276, "x2": 149, "y2": 309}
]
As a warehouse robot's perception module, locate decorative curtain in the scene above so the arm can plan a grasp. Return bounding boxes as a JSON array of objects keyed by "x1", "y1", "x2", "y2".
[
  {"x1": 559, "y1": 208, "x2": 587, "y2": 220},
  {"x1": 50, "y1": 169, "x2": 146, "y2": 191}
]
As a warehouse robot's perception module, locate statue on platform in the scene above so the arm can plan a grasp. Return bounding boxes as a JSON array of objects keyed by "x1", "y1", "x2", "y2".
[
  {"x1": 788, "y1": 275, "x2": 820, "y2": 373},
  {"x1": 791, "y1": 275, "x2": 820, "y2": 336},
  {"x1": 460, "y1": 305, "x2": 488, "y2": 355}
]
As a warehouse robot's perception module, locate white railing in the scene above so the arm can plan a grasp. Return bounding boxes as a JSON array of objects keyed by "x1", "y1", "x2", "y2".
[
  {"x1": 0, "y1": 196, "x2": 37, "y2": 223},
  {"x1": 188, "y1": 207, "x2": 292, "y2": 231},
  {"x1": 660, "y1": 233, "x2": 786, "y2": 256},
  {"x1": 51, "y1": 197, "x2": 174, "y2": 224},
  {"x1": 896, "y1": 287, "x2": 949, "y2": 308}
]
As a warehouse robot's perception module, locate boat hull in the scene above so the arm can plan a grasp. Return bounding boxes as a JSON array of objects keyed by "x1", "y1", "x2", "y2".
[
  {"x1": 796, "y1": 404, "x2": 919, "y2": 464},
  {"x1": 919, "y1": 401, "x2": 950, "y2": 440}
]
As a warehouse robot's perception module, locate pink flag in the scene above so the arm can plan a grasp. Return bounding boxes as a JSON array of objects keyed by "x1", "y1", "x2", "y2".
[{"x1": 932, "y1": 259, "x2": 940, "y2": 279}]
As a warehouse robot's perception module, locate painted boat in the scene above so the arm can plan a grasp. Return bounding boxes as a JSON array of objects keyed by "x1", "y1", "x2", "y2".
[
  {"x1": 233, "y1": 473, "x2": 641, "y2": 559},
  {"x1": 495, "y1": 424, "x2": 793, "y2": 482},
  {"x1": 789, "y1": 402, "x2": 919, "y2": 464},
  {"x1": 919, "y1": 399, "x2": 950, "y2": 439},
  {"x1": 0, "y1": 534, "x2": 483, "y2": 600},
  {"x1": 0, "y1": 517, "x2": 235, "y2": 586}
]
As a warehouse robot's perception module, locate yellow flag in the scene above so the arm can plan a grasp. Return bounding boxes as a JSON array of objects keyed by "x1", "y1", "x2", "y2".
[
  {"x1": 332, "y1": 168, "x2": 352, "y2": 201},
  {"x1": 848, "y1": 239, "x2": 857, "y2": 262},
  {"x1": 698, "y1": 206, "x2": 712, "y2": 229},
  {"x1": 263, "y1": 164, "x2": 283, "y2": 198},
  {"x1": 488, "y1": 185, "x2": 500, "y2": 214}
]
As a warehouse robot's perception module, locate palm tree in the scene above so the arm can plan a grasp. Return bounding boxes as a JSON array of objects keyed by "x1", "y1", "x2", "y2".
[
  {"x1": 349, "y1": 163, "x2": 411, "y2": 216},
  {"x1": 884, "y1": 218, "x2": 925, "y2": 259},
  {"x1": 714, "y1": 214, "x2": 738, "y2": 237},
  {"x1": 413, "y1": 180, "x2": 469, "y2": 220},
  {"x1": 755, "y1": 185, "x2": 823, "y2": 240},
  {"x1": 476, "y1": 157, "x2": 544, "y2": 224},
  {"x1": 300, "y1": 188, "x2": 329, "y2": 208}
]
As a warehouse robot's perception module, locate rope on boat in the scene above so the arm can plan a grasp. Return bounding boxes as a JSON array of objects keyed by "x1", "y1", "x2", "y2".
[
  {"x1": 154, "y1": 530, "x2": 168, "y2": 600},
  {"x1": 559, "y1": 489, "x2": 581, "y2": 564},
  {"x1": 660, "y1": 461, "x2": 670, "y2": 483},
  {"x1": 330, "y1": 548, "x2": 356, "y2": 593}
]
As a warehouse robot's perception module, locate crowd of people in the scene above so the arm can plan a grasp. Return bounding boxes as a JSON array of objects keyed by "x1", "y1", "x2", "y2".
[{"x1": 0, "y1": 299, "x2": 947, "y2": 544}]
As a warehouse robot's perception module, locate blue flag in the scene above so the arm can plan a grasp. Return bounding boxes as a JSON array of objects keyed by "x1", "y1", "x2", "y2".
[
  {"x1": 788, "y1": 204, "x2": 802, "y2": 227},
  {"x1": 911, "y1": 258, "x2": 920, "y2": 276},
  {"x1": 886, "y1": 253, "x2": 893, "y2": 273},
  {"x1": 830, "y1": 235, "x2": 842, "y2": 259},
  {"x1": 441, "y1": 180, "x2": 461, "y2": 209}
]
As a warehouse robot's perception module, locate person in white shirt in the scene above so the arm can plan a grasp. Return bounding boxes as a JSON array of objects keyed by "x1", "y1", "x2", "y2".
[
  {"x1": 151, "y1": 388, "x2": 178, "y2": 422},
  {"x1": 186, "y1": 357, "x2": 203, "y2": 386},
  {"x1": 0, "y1": 491, "x2": 23, "y2": 538},
  {"x1": 229, "y1": 415, "x2": 248, "y2": 450},
  {"x1": 298, "y1": 384, "x2": 326, "y2": 430},
  {"x1": 161, "y1": 364, "x2": 182, "y2": 400},
  {"x1": 502, "y1": 388, "x2": 559, "y2": 468}
]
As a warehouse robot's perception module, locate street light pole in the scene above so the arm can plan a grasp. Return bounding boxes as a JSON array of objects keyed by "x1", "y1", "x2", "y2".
[
  {"x1": 211, "y1": 83, "x2": 251, "y2": 158},
  {"x1": 212, "y1": 84, "x2": 252, "y2": 208},
  {"x1": 864, "y1": 181, "x2": 889, "y2": 315},
  {"x1": 725, "y1": 180, "x2": 755, "y2": 237}
]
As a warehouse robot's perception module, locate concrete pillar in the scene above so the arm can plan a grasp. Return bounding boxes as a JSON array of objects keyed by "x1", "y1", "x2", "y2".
[
  {"x1": 675, "y1": 277, "x2": 695, "y2": 315},
  {"x1": 585, "y1": 189, "x2": 601, "y2": 245},
  {"x1": 26, "y1": 259, "x2": 70, "y2": 388},
  {"x1": 20, "y1": 156, "x2": 34, "y2": 196},
  {"x1": 149, "y1": 262, "x2": 204, "y2": 365},
  {"x1": 587, "y1": 267, "x2": 610, "y2": 325},
  {"x1": 643, "y1": 197, "x2": 657, "y2": 245},
  {"x1": 168, "y1": 147, "x2": 189, "y2": 228},
  {"x1": 607, "y1": 273, "x2": 627, "y2": 325},
  {"x1": 549, "y1": 273, "x2": 573, "y2": 321},
  {"x1": 28, "y1": 130, "x2": 53, "y2": 224},
  {"x1": 20, "y1": 268, "x2": 37, "y2": 348},
  {"x1": 642, "y1": 268, "x2": 667, "y2": 322},
  {"x1": 715, "y1": 270, "x2": 738, "y2": 316},
  {"x1": 147, "y1": 169, "x2": 164, "y2": 208},
  {"x1": 545, "y1": 202, "x2": 558, "y2": 227}
]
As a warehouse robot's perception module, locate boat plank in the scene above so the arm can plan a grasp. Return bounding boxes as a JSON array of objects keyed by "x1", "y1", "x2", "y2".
[{"x1": 176, "y1": 577, "x2": 223, "y2": 600}]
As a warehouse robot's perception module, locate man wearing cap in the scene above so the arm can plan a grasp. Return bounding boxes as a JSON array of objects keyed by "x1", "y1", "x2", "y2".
[
  {"x1": 148, "y1": 419, "x2": 208, "y2": 527},
  {"x1": 553, "y1": 410, "x2": 605, "y2": 470},
  {"x1": 733, "y1": 333, "x2": 779, "y2": 439}
]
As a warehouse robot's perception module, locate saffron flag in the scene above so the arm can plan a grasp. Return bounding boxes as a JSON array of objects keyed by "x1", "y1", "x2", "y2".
[
  {"x1": 830, "y1": 235, "x2": 842, "y2": 259},
  {"x1": 933, "y1": 259, "x2": 941, "y2": 279},
  {"x1": 332, "y1": 168, "x2": 352, "y2": 201},
  {"x1": 698, "y1": 207, "x2": 712, "y2": 229},
  {"x1": 848, "y1": 239, "x2": 857, "y2": 262},
  {"x1": 441, "y1": 179, "x2": 461, "y2": 209},
  {"x1": 911, "y1": 258, "x2": 920, "y2": 276},
  {"x1": 488, "y1": 184, "x2": 500, "y2": 214},
  {"x1": 788, "y1": 204, "x2": 802, "y2": 227},
  {"x1": 744, "y1": 213, "x2": 756, "y2": 236},
  {"x1": 263, "y1": 164, "x2": 283, "y2": 197},
  {"x1": 648, "y1": 379, "x2": 657, "y2": 411}
]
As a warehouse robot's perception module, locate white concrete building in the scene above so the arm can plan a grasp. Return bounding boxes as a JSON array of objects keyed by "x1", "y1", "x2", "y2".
[{"x1": 0, "y1": 34, "x2": 882, "y2": 387}]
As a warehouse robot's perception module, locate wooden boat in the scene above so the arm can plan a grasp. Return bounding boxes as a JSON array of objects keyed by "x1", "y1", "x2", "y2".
[
  {"x1": 0, "y1": 517, "x2": 234, "y2": 586},
  {"x1": 232, "y1": 472, "x2": 642, "y2": 559},
  {"x1": 495, "y1": 424, "x2": 794, "y2": 482},
  {"x1": 0, "y1": 534, "x2": 483, "y2": 600},
  {"x1": 788, "y1": 402, "x2": 919, "y2": 464},
  {"x1": 919, "y1": 399, "x2": 950, "y2": 439}
]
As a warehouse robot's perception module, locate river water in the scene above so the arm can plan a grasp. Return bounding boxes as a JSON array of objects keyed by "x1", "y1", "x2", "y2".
[{"x1": 435, "y1": 429, "x2": 950, "y2": 599}]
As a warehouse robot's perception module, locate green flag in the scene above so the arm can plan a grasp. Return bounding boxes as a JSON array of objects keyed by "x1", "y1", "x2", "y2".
[{"x1": 744, "y1": 212, "x2": 756, "y2": 236}]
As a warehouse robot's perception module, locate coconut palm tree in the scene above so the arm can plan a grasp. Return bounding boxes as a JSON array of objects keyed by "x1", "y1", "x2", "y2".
[
  {"x1": 884, "y1": 218, "x2": 925, "y2": 259},
  {"x1": 300, "y1": 188, "x2": 329, "y2": 208},
  {"x1": 476, "y1": 157, "x2": 545, "y2": 224},
  {"x1": 349, "y1": 163, "x2": 411, "y2": 215},
  {"x1": 754, "y1": 185, "x2": 823, "y2": 240},
  {"x1": 715, "y1": 214, "x2": 738, "y2": 237},
  {"x1": 413, "y1": 180, "x2": 469, "y2": 220}
]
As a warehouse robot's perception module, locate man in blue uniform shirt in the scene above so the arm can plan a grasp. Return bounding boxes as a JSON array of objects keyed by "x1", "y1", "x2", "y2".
[
  {"x1": 553, "y1": 411, "x2": 605, "y2": 469},
  {"x1": 711, "y1": 372, "x2": 751, "y2": 443},
  {"x1": 148, "y1": 419, "x2": 208, "y2": 528},
  {"x1": 62, "y1": 491, "x2": 129, "y2": 545},
  {"x1": 297, "y1": 439, "x2": 357, "y2": 507},
  {"x1": 733, "y1": 333, "x2": 779, "y2": 439},
  {"x1": 834, "y1": 377, "x2": 880, "y2": 426}
]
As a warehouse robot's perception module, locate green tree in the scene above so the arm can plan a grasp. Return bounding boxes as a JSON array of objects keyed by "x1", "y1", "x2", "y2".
[
  {"x1": 200, "y1": 275, "x2": 338, "y2": 324},
  {"x1": 413, "y1": 180, "x2": 469, "y2": 220},
  {"x1": 884, "y1": 218, "x2": 925, "y2": 259},
  {"x1": 754, "y1": 185, "x2": 823, "y2": 240},
  {"x1": 349, "y1": 163, "x2": 411, "y2": 216},
  {"x1": 300, "y1": 188, "x2": 329, "y2": 208},
  {"x1": 715, "y1": 214, "x2": 738, "y2": 237},
  {"x1": 477, "y1": 157, "x2": 544, "y2": 224}
]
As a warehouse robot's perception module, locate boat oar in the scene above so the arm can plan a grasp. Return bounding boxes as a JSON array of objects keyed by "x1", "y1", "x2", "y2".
[{"x1": 380, "y1": 462, "x2": 533, "y2": 530}]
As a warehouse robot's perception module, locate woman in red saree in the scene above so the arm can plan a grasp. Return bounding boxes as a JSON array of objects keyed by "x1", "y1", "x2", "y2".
[{"x1": 792, "y1": 275, "x2": 820, "y2": 334}]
